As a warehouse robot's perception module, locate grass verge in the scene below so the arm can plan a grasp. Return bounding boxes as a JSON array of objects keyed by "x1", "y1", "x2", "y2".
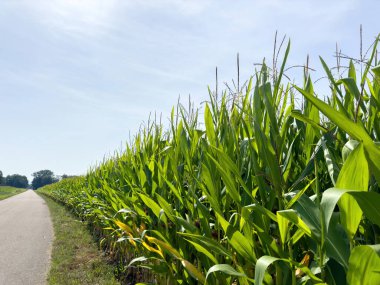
[
  {"x1": 39, "y1": 194, "x2": 121, "y2": 285},
  {"x1": 0, "y1": 186, "x2": 26, "y2": 200}
]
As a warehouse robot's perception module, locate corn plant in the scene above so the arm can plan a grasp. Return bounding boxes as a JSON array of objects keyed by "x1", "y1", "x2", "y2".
[{"x1": 39, "y1": 34, "x2": 380, "y2": 285}]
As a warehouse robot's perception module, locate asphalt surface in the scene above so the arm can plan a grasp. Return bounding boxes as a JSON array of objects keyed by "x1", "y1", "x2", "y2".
[{"x1": 0, "y1": 190, "x2": 53, "y2": 285}]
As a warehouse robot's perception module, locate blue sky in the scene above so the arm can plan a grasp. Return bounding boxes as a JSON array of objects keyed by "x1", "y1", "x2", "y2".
[{"x1": 0, "y1": 0, "x2": 379, "y2": 181}]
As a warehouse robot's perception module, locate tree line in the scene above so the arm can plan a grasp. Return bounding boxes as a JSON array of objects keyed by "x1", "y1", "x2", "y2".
[{"x1": 0, "y1": 170, "x2": 71, "y2": 189}]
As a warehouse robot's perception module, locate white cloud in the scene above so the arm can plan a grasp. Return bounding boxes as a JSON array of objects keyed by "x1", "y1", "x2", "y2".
[
  {"x1": 128, "y1": 0, "x2": 212, "y2": 15},
  {"x1": 25, "y1": 0, "x2": 119, "y2": 37},
  {"x1": 22, "y1": 0, "x2": 213, "y2": 38}
]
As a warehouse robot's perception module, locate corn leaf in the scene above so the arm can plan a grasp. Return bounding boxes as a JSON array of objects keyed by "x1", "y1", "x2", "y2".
[
  {"x1": 336, "y1": 143, "x2": 369, "y2": 239},
  {"x1": 205, "y1": 264, "x2": 249, "y2": 284},
  {"x1": 347, "y1": 245, "x2": 380, "y2": 285}
]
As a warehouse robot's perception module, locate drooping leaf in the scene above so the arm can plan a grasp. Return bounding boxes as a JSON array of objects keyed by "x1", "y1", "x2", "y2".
[
  {"x1": 181, "y1": 259, "x2": 206, "y2": 284},
  {"x1": 254, "y1": 255, "x2": 323, "y2": 285},
  {"x1": 216, "y1": 213, "x2": 256, "y2": 263},
  {"x1": 205, "y1": 264, "x2": 249, "y2": 284},
  {"x1": 347, "y1": 245, "x2": 380, "y2": 285},
  {"x1": 295, "y1": 86, "x2": 380, "y2": 182},
  {"x1": 254, "y1": 256, "x2": 279, "y2": 285},
  {"x1": 322, "y1": 188, "x2": 380, "y2": 232},
  {"x1": 277, "y1": 209, "x2": 312, "y2": 237},
  {"x1": 184, "y1": 239, "x2": 218, "y2": 264},
  {"x1": 293, "y1": 194, "x2": 350, "y2": 269},
  {"x1": 342, "y1": 140, "x2": 360, "y2": 162},
  {"x1": 139, "y1": 193, "x2": 167, "y2": 224}
]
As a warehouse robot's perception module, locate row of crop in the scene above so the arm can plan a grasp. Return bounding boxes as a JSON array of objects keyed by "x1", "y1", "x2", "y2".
[{"x1": 39, "y1": 37, "x2": 380, "y2": 285}]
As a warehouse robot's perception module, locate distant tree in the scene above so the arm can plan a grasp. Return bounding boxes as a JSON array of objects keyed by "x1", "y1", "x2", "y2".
[
  {"x1": 5, "y1": 174, "x2": 29, "y2": 188},
  {"x1": 61, "y1": 174, "x2": 77, "y2": 180},
  {"x1": 0, "y1": 170, "x2": 3, "y2": 185},
  {"x1": 31, "y1": 170, "x2": 59, "y2": 189}
]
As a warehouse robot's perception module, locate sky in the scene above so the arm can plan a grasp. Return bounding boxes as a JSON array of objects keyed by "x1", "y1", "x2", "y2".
[{"x1": 0, "y1": 0, "x2": 379, "y2": 181}]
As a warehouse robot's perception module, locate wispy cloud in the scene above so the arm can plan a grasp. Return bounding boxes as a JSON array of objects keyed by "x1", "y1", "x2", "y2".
[
  {"x1": 139, "y1": 0, "x2": 212, "y2": 15},
  {"x1": 26, "y1": 0, "x2": 119, "y2": 37},
  {"x1": 24, "y1": 0, "x2": 212, "y2": 38}
]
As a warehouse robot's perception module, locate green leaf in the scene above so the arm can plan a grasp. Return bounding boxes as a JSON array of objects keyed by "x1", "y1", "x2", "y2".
[
  {"x1": 336, "y1": 143, "x2": 369, "y2": 239},
  {"x1": 277, "y1": 209, "x2": 312, "y2": 237},
  {"x1": 211, "y1": 146, "x2": 251, "y2": 196},
  {"x1": 175, "y1": 216, "x2": 198, "y2": 233},
  {"x1": 139, "y1": 193, "x2": 167, "y2": 224},
  {"x1": 337, "y1": 77, "x2": 366, "y2": 114},
  {"x1": 319, "y1": 56, "x2": 343, "y2": 98},
  {"x1": 294, "y1": 86, "x2": 370, "y2": 141},
  {"x1": 361, "y1": 37, "x2": 379, "y2": 86},
  {"x1": 347, "y1": 245, "x2": 380, "y2": 285},
  {"x1": 291, "y1": 110, "x2": 327, "y2": 132},
  {"x1": 179, "y1": 233, "x2": 232, "y2": 258},
  {"x1": 184, "y1": 239, "x2": 218, "y2": 264},
  {"x1": 181, "y1": 259, "x2": 206, "y2": 283},
  {"x1": 294, "y1": 194, "x2": 350, "y2": 269},
  {"x1": 342, "y1": 140, "x2": 359, "y2": 162},
  {"x1": 286, "y1": 178, "x2": 316, "y2": 209},
  {"x1": 277, "y1": 212, "x2": 290, "y2": 245},
  {"x1": 291, "y1": 195, "x2": 321, "y2": 240},
  {"x1": 216, "y1": 213, "x2": 256, "y2": 263},
  {"x1": 253, "y1": 121, "x2": 283, "y2": 195},
  {"x1": 373, "y1": 64, "x2": 380, "y2": 78},
  {"x1": 348, "y1": 60, "x2": 357, "y2": 82},
  {"x1": 364, "y1": 143, "x2": 380, "y2": 183},
  {"x1": 304, "y1": 77, "x2": 321, "y2": 160},
  {"x1": 321, "y1": 137, "x2": 339, "y2": 186},
  {"x1": 322, "y1": 188, "x2": 380, "y2": 233},
  {"x1": 200, "y1": 163, "x2": 222, "y2": 214},
  {"x1": 261, "y1": 82, "x2": 280, "y2": 138},
  {"x1": 159, "y1": 172, "x2": 184, "y2": 205},
  {"x1": 254, "y1": 256, "x2": 278, "y2": 285},
  {"x1": 243, "y1": 203, "x2": 278, "y2": 223},
  {"x1": 207, "y1": 154, "x2": 240, "y2": 204},
  {"x1": 204, "y1": 103, "x2": 216, "y2": 145},
  {"x1": 205, "y1": 264, "x2": 248, "y2": 284},
  {"x1": 274, "y1": 40, "x2": 290, "y2": 98},
  {"x1": 295, "y1": 85, "x2": 380, "y2": 182},
  {"x1": 254, "y1": 255, "x2": 322, "y2": 285},
  {"x1": 155, "y1": 193, "x2": 175, "y2": 223}
]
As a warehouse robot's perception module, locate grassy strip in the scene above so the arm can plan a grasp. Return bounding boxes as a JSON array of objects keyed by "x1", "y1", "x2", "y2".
[
  {"x1": 39, "y1": 194, "x2": 121, "y2": 285},
  {"x1": 0, "y1": 186, "x2": 26, "y2": 200}
]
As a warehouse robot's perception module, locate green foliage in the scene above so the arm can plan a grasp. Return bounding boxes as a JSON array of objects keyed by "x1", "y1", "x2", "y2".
[
  {"x1": 347, "y1": 245, "x2": 380, "y2": 285},
  {"x1": 32, "y1": 169, "x2": 59, "y2": 190},
  {"x1": 0, "y1": 170, "x2": 4, "y2": 185},
  {"x1": 5, "y1": 174, "x2": 29, "y2": 188},
  {"x1": 39, "y1": 35, "x2": 380, "y2": 284}
]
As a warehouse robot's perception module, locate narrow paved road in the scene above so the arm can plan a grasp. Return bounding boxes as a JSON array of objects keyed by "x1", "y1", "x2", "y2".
[{"x1": 0, "y1": 190, "x2": 53, "y2": 285}]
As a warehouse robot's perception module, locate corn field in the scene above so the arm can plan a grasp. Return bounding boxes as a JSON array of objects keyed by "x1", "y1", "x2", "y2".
[{"x1": 39, "y1": 36, "x2": 380, "y2": 285}]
